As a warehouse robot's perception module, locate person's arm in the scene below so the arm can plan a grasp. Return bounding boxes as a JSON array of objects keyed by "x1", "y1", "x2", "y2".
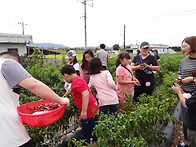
[
  {"x1": 80, "y1": 90, "x2": 89, "y2": 120},
  {"x1": 64, "y1": 87, "x2": 72, "y2": 97},
  {"x1": 131, "y1": 63, "x2": 145, "y2": 71},
  {"x1": 18, "y1": 77, "x2": 70, "y2": 106},
  {"x1": 116, "y1": 76, "x2": 137, "y2": 85},
  {"x1": 181, "y1": 77, "x2": 194, "y2": 84},
  {"x1": 172, "y1": 83, "x2": 187, "y2": 109},
  {"x1": 106, "y1": 71, "x2": 117, "y2": 90},
  {"x1": 143, "y1": 63, "x2": 160, "y2": 71}
]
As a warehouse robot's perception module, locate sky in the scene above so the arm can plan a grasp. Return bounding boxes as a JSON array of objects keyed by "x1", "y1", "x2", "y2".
[{"x1": 1, "y1": 0, "x2": 196, "y2": 48}]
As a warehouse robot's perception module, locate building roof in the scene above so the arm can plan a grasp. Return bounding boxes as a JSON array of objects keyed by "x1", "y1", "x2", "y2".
[{"x1": 0, "y1": 33, "x2": 33, "y2": 44}]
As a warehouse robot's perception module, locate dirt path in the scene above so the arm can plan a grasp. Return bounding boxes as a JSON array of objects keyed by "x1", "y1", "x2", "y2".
[{"x1": 170, "y1": 114, "x2": 184, "y2": 147}]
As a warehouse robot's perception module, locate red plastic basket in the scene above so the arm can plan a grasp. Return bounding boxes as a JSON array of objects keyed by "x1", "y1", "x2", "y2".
[{"x1": 17, "y1": 99, "x2": 65, "y2": 127}]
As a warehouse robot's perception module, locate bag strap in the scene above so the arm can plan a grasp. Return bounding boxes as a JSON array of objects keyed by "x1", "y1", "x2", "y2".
[
  {"x1": 121, "y1": 65, "x2": 133, "y2": 76},
  {"x1": 140, "y1": 55, "x2": 143, "y2": 64}
]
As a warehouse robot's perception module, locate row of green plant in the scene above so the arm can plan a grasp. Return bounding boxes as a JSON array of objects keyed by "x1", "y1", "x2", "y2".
[{"x1": 19, "y1": 49, "x2": 186, "y2": 146}]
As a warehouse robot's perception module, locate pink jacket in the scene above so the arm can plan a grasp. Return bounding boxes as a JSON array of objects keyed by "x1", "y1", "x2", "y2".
[{"x1": 88, "y1": 70, "x2": 119, "y2": 107}]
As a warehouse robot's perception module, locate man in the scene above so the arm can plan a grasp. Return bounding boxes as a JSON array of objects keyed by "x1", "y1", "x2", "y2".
[
  {"x1": 96, "y1": 43, "x2": 108, "y2": 70},
  {"x1": 0, "y1": 51, "x2": 69, "y2": 147}
]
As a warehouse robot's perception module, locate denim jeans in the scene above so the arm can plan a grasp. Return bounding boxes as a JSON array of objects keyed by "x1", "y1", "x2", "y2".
[
  {"x1": 81, "y1": 115, "x2": 98, "y2": 143},
  {"x1": 99, "y1": 104, "x2": 119, "y2": 115}
]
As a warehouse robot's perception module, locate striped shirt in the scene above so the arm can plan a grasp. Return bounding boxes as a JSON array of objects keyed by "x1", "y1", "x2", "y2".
[{"x1": 179, "y1": 56, "x2": 196, "y2": 93}]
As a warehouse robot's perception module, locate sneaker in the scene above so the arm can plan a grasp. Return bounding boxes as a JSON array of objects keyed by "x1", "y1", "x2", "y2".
[{"x1": 176, "y1": 141, "x2": 188, "y2": 147}]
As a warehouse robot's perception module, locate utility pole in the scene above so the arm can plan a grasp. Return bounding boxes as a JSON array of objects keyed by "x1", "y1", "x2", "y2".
[
  {"x1": 78, "y1": 0, "x2": 93, "y2": 50},
  {"x1": 18, "y1": 18, "x2": 27, "y2": 35},
  {"x1": 123, "y1": 25, "x2": 125, "y2": 50}
]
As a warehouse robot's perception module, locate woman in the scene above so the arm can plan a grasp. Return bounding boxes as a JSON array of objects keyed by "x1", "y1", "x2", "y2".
[
  {"x1": 176, "y1": 36, "x2": 196, "y2": 147},
  {"x1": 131, "y1": 41, "x2": 160, "y2": 102},
  {"x1": 80, "y1": 49, "x2": 94, "y2": 83}
]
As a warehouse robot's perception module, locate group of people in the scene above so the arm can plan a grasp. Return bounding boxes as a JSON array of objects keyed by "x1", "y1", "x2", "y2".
[
  {"x1": 1, "y1": 36, "x2": 196, "y2": 146},
  {"x1": 61, "y1": 42, "x2": 161, "y2": 143}
]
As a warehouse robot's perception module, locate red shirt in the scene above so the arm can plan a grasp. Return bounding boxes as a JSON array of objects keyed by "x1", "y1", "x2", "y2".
[{"x1": 71, "y1": 76, "x2": 98, "y2": 118}]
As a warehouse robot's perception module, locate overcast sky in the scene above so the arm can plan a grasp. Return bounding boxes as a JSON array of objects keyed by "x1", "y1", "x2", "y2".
[{"x1": 1, "y1": 0, "x2": 196, "y2": 47}]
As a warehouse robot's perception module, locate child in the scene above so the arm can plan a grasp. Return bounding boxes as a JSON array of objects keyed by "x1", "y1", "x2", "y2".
[
  {"x1": 80, "y1": 49, "x2": 94, "y2": 83},
  {"x1": 116, "y1": 52, "x2": 139, "y2": 112},
  {"x1": 66, "y1": 50, "x2": 80, "y2": 75},
  {"x1": 88, "y1": 57, "x2": 119, "y2": 115},
  {"x1": 172, "y1": 68, "x2": 196, "y2": 147},
  {"x1": 60, "y1": 65, "x2": 99, "y2": 143},
  {"x1": 64, "y1": 50, "x2": 80, "y2": 95}
]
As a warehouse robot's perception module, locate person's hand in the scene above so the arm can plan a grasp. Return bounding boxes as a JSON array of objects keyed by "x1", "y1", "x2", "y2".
[
  {"x1": 138, "y1": 64, "x2": 145, "y2": 70},
  {"x1": 60, "y1": 97, "x2": 70, "y2": 107},
  {"x1": 172, "y1": 83, "x2": 181, "y2": 94},
  {"x1": 80, "y1": 111, "x2": 87, "y2": 120},
  {"x1": 133, "y1": 77, "x2": 140, "y2": 86},
  {"x1": 176, "y1": 77, "x2": 182, "y2": 84}
]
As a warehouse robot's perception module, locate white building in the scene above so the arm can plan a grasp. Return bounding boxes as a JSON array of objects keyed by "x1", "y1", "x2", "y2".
[
  {"x1": 130, "y1": 44, "x2": 176, "y2": 54},
  {"x1": 0, "y1": 33, "x2": 33, "y2": 56}
]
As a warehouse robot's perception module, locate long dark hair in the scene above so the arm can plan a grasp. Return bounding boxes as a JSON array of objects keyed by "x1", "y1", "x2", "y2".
[
  {"x1": 81, "y1": 49, "x2": 94, "y2": 70},
  {"x1": 115, "y1": 52, "x2": 131, "y2": 67},
  {"x1": 88, "y1": 57, "x2": 102, "y2": 74},
  {"x1": 70, "y1": 56, "x2": 78, "y2": 65}
]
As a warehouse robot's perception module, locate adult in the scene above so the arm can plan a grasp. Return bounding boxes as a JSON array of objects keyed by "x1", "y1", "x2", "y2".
[
  {"x1": 173, "y1": 68, "x2": 196, "y2": 147},
  {"x1": 131, "y1": 41, "x2": 159, "y2": 101},
  {"x1": 153, "y1": 49, "x2": 160, "y2": 62},
  {"x1": 96, "y1": 43, "x2": 108, "y2": 70},
  {"x1": 176, "y1": 36, "x2": 196, "y2": 147},
  {"x1": 0, "y1": 51, "x2": 70, "y2": 147}
]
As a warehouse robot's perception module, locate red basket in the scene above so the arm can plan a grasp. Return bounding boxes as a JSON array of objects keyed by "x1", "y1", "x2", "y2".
[{"x1": 17, "y1": 100, "x2": 66, "y2": 127}]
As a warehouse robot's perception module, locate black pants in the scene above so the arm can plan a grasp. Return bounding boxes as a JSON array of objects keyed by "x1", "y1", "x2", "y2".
[{"x1": 133, "y1": 82, "x2": 155, "y2": 102}]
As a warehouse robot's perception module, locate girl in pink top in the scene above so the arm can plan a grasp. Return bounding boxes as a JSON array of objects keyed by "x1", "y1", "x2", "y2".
[
  {"x1": 116, "y1": 52, "x2": 139, "y2": 112},
  {"x1": 88, "y1": 57, "x2": 119, "y2": 115},
  {"x1": 80, "y1": 49, "x2": 94, "y2": 83}
]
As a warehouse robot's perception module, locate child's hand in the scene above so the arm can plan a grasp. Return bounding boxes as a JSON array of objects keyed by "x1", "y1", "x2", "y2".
[
  {"x1": 80, "y1": 111, "x2": 87, "y2": 120},
  {"x1": 133, "y1": 77, "x2": 140, "y2": 86}
]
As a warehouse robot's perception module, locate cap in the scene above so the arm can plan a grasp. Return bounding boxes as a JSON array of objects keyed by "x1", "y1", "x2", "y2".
[
  {"x1": 140, "y1": 41, "x2": 150, "y2": 49},
  {"x1": 66, "y1": 50, "x2": 76, "y2": 59}
]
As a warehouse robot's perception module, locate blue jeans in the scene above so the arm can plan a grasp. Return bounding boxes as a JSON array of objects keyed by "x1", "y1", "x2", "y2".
[
  {"x1": 99, "y1": 104, "x2": 119, "y2": 115},
  {"x1": 181, "y1": 103, "x2": 188, "y2": 141},
  {"x1": 81, "y1": 115, "x2": 98, "y2": 143}
]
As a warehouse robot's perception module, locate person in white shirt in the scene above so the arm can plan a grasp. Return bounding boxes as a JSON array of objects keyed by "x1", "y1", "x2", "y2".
[{"x1": 0, "y1": 51, "x2": 69, "y2": 147}]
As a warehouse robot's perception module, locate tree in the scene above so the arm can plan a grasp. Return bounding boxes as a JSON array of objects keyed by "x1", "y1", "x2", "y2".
[{"x1": 113, "y1": 44, "x2": 120, "y2": 50}]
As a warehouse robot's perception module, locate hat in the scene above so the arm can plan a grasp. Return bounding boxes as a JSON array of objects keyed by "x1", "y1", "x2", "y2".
[
  {"x1": 66, "y1": 50, "x2": 76, "y2": 59},
  {"x1": 140, "y1": 41, "x2": 150, "y2": 49}
]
